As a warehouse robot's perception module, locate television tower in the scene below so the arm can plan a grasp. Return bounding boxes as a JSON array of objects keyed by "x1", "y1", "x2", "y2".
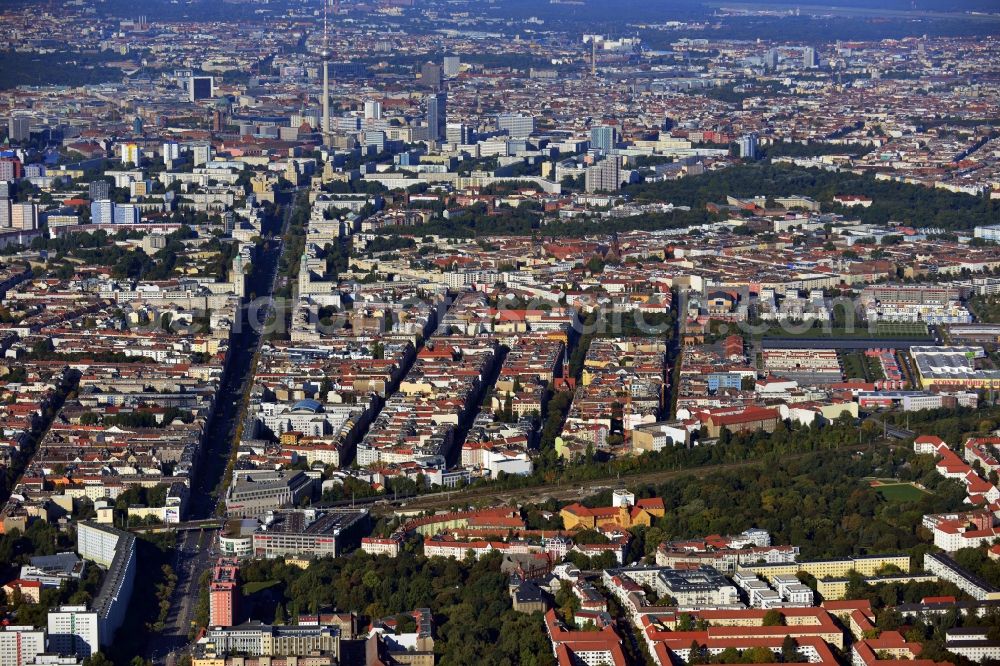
[{"x1": 320, "y1": 0, "x2": 332, "y2": 147}]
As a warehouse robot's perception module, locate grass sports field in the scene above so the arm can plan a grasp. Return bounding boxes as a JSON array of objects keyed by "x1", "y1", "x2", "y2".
[
  {"x1": 872, "y1": 321, "x2": 929, "y2": 338},
  {"x1": 869, "y1": 479, "x2": 928, "y2": 502},
  {"x1": 757, "y1": 321, "x2": 930, "y2": 339}
]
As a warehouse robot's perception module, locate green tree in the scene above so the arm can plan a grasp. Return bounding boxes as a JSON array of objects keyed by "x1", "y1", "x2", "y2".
[
  {"x1": 716, "y1": 647, "x2": 743, "y2": 664},
  {"x1": 762, "y1": 609, "x2": 785, "y2": 626},
  {"x1": 688, "y1": 640, "x2": 707, "y2": 665},
  {"x1": 554, "y1": 580, "x2": 580, "y2": 624},
  {"x1": 876, "y1": 607, "x2": 902, "y2": 632},
  {"x1": 744, "y1": 646, "x2": 777, "y2": 664},
  {"x1": 82, "y1": 654, "x2": 113, "y2": 666},
  {"x1": 781, "y1": 635, "x2": 800, "y2": 663}
]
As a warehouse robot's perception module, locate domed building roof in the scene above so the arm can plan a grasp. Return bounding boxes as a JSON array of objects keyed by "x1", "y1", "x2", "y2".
[{"x1": 291, "y1": 398, "x2": 323, "y2": 414}]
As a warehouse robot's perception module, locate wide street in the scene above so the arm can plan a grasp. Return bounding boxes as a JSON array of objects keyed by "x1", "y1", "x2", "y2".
[
  {"x1": 147, "y1": 208, "x2": 290, "y2": 665},
  {"x1": 147, "y1": 528, "x2": 216, "y2": 665}
]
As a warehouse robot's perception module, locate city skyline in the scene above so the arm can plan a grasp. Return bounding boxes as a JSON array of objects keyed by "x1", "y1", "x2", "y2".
[{"x1": 0, "y1": 1, "x2": 999, "y2": 666}]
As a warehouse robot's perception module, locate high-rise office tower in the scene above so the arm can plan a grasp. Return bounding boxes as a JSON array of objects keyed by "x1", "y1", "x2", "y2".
[
  {"x1": 132, "y1": 116, "x2": 144, "y2": 135},
  {"x1": 113, "y1": 204, "x2": 140, "y2": 225},
  {"x1": 446, "y1": 123, "x2": 474, "y2": 145},
  {"x1": 497, "y1": 113, "x2": 535, "y2": 138},
  {"x1": 443, "y1": 55, "x2": 461, "y2": 77},
  {"x1": 121, "y1": 143, "x2": 140, "y2": 166},
  {"x1": 364, "y1": 100, "x2": 383, "y2": 121},
  {"x1": 335, "y1": 116, "x2": 362, "y2": 132},
  {"x1": 11, "y1": 202, "x2": 38, "y2": 230},
  {"x1": 585, "y1": 156, "x2": 622, "y2": 193},
  {"x1": 364, "y1": 130, "x2": 386, "y2": 152},
  {"x1": 426, "y1": 92, "x2": 447, "y2": 143},
  {"x1": 294, "y1": 109, "x2": 322, "y2": 130},
  {"x1": 765, "y1": 48, "x2": 779, "y2": 70},
  {"x1": 89, "y1": 180, "x2": 111, "y2": 201},
  {"x1": 739, "y1": 133, "x2": 759, "y2": 160},
  {"x1": 91, "y1": 200, "x2": 114, "y2": 226},
  {"x1": 8, "y1": 116, "x2": 30, "y2": 142},
  {"x1": 192, "y1": 144, "x2": 212, "y2": 166},
  {"x1": 590, "y1": 125, "x2": 618, "y2": 153},
  {"x1": 803, "y1": 46, "x2": 819, "y2": 68},
  {"x1": 162, "y1": 141, "x2": 181, "y2": 164},
  {"x1": 0, "y1": 158, "x2": 22, "y2": 181},
  {"x1": 420, "y1": 61, "x2": 443, "y2": 91},
  {"x1": 0, "y1": 199, "x2": 10, "y2": 229},
  {"x1": 189, "y1": 76, "x2": 214, "y2": 101}
]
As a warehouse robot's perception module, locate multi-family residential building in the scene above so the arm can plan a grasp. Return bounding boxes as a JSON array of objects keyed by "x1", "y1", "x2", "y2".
[
  {"x1": 209, "y1": 559, "x2": 241, "y2": 628},
  {"x1": 924, "y1": 552, "x2": 1000, "y2": 602},
  {"x1": 0, "y1": 625, "x2": 46, "y2": 666},
  {"x1": 47, "y1": 606, "x2": 99, "y2": 658}
]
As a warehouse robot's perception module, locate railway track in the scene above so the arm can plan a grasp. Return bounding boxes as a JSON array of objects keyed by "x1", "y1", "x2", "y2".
[{"x1": 386, "y1": 445, "x2": 864, "y2": 514}]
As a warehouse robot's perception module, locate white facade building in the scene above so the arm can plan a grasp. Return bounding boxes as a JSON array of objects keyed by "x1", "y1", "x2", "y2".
[
  {"x1": 483, "y1": 449, "x2": 532, "y2": 477},
  {"x1": 76, "y1": 523, "x2": 121, "y2": 567},
  {"x1": 946, "y1": 628, "x2": 1000, "y2": 663},
  {"x1": 497, "y1": 113, "x2": 535, "y2": 138},
  {"x1": 47, "y1": 606, "x2": 99, "y2": 658},
  {"x1": 75, "y1": 523, "x2": 137, "y2": 647},
  {"x1": 0, "y1": 625, "x2": 46, "y2": 666}
]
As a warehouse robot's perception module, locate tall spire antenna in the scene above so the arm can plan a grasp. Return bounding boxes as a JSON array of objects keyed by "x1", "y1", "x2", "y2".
[{"x1": 321, "y1": 0, "x2": 332, "y2": 147}]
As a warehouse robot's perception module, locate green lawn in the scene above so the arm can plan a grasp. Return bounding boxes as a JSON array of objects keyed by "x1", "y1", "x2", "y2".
[
  {"x1": 242, "y1": 580, "x2": 280, "y2": 595},
  {"x1": 840, "y1": 350, "x2": 867, "y2": 381},
  {"x1": 873, "y1": 321, "x2": 929, "y2": 338},
  {"x1": 756, "y1": 321, "x2": 930, "y2": 339},
  {"x1": 758, "y1": 325, "x2": 870, "y2": 339},
  {"x1": 874, "y1": 482, "x2": 927, "y2": 502}
]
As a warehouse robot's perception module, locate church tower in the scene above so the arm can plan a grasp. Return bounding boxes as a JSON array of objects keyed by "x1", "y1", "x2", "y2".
[
  {"x1": 231, "y1": 253, "x2": 245, "y2": 299},
  {"x1": 298, "y1": 254, "x2": 310, "y2": 296}
]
